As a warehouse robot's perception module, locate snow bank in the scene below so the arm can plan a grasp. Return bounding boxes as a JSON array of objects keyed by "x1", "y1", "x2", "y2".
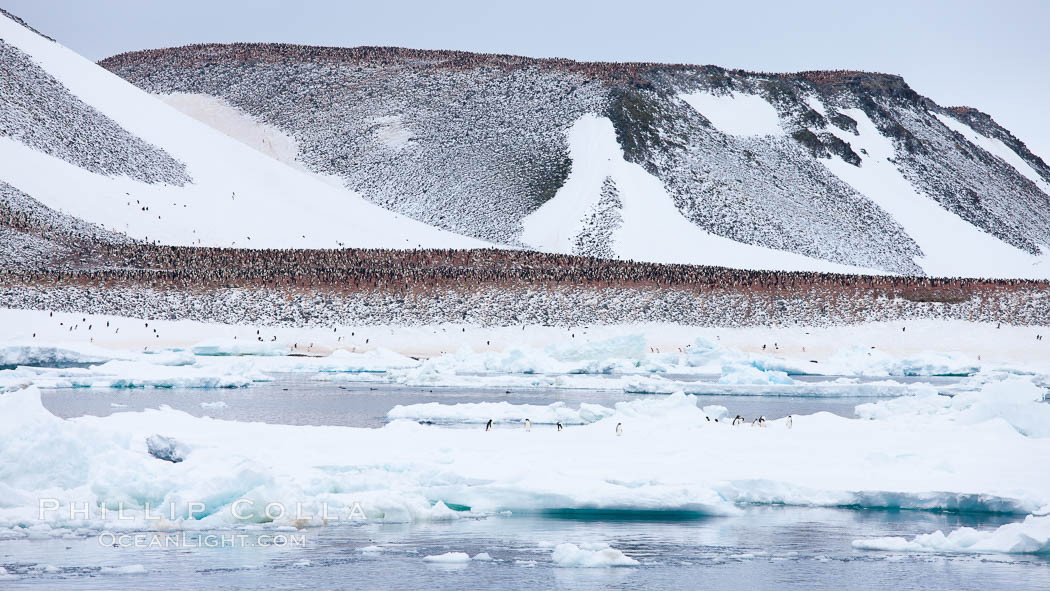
[
  {"x1": 551, "y1": 542, "x2": 640, "y2": 567},
  {"x1": 853, "y1": 514, "x2": 1050, "y2": 554}
]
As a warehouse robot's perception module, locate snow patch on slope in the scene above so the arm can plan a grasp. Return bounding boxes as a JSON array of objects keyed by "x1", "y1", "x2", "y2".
[
  {"x1": 680, "y1": 91, "x2": 784, "y2": 137},
  {"x1": 804, "y1": 95, "x2": 828, "y2": 116},
  {"x1": 157, "y1": 92, "x2": 301, "y2": 168},
  {"x1": 933, "y1": 112, "x2": 1050, "y2": 195},
  {"x1": 820, "y1": 108, "x2": 1048, "y2": 278},
  {"x1": 0, "y1": 16, "x2": 483, "y2": 250},
  {"x1": 522, "y1": 114, "x2": 877, "y2": 273},
  {"x1": 371, "y1": 115, "x2": 414, "y2": 152}
]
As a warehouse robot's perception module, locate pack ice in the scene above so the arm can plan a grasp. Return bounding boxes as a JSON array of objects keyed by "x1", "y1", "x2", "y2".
[{"x1": 1, "y1": 375, "x2": 1048, "y2": 540}]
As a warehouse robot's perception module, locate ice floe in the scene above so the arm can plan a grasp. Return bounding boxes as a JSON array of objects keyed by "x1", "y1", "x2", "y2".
[
  {"x1": 853, "y1": 513, "x2": 1050, "y2": 554},
  {"x1": 0, "y1": 374, "x2": 1047, "y2": 536},
  {"x1": 388, "y1": 400, "x2": 615, "y2": 425},
  {"x1": 0, "y1": 359, "x2": 267, "y2": 389},
  {"x1": 551, "y1": 542, "x2": 640, "y2": 567},
  {"x1": 422, "y1": 552, "x2": 472, "y2": 563}
]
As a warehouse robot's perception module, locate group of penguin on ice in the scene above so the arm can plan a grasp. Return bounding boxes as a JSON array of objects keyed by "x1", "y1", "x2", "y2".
[{"x1": 483, "y1": 414, "x2": 793, "y2": 433}]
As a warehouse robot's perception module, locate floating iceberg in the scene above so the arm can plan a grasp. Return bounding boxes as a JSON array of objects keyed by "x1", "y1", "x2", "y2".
[
  {"x1": 0, "y1": 359, "x2": 268, "y2": 389},
  {"x1": 387, "y1": 400, "x2": 615, "y2": 425},
  {"x1": 551, "y1": 542, "x2": 639, "y2": 567},
  {"x1": 718, "y1": 363, "x2": 795, "y2": 385},
  {"x1": 99, "y1": 564, "x2": 147, "y2": 575},
  {"x1": 0, "y1": 345, "x2": 115, "y2": 368},
  {"x1": 853, "y1": 514, "x2": 1050, "y2": 554},
  {"x1": 422, "y1": 552, "x2": 471, "y2": 563},
  {"x1": 191, "y1": 339, "x2": 289, "y2": 357},
  {"x1": 751, "y1": 347, "x2": 980, "y2": 377},
  {"x1": 624, "y1": 375, "x2": 932, "y2": 398}
]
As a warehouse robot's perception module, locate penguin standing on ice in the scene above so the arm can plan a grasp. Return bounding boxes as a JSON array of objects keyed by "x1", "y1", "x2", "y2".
[
  {"x1": 556, "y1": 422, "x2": 563, "y2": 432},
  {"x1": 786, "y1": 415, "x2": 793, "y2": 429},
  {"x1": 732, "y1": 415, "x2": 742, "y2": 426},
  {"x1": 485, "y1": 419, "x2": 493, "y2": 431},
  {"x1": 524, "y1": 419, "x2": 531, "y2": 432},
  {"x1": 616, "y1": 423, "x2": 623, "y2": 436},
  {"x1": 758, "y1": 416, "x2": 766, "y2": 428},
  {"x1": 751, "y1": 418, "x2": 759, "y2": 427}
]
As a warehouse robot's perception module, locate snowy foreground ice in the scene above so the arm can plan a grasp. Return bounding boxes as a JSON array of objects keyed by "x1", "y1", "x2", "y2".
[{"x1": 1, "y1": 372, "x2": 1048, "y2": 550}]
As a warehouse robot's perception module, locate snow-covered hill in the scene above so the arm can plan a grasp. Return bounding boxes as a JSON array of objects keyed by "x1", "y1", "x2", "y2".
[
  {"x1": 0, "y1": 13, "x2": 485, "y2": 251},
  {"x1": 100, "y1": 44, "x2": 1050, "y2": 277}
]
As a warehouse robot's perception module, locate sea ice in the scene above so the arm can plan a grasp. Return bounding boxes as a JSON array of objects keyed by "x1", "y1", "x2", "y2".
[
  {"x1": 387, "y1": 400, "x2": 615, "y2": 425},
  {"x1": 99, "y1": 564, "x2": 147, "y2": 575},
  {"x1": 853, "y1": 514, "x2": 1050, "y2": 554},
  {"x1": 1, "y1": 375, "x2": 1048, "y2": 535},
  {"x1": 422, "y1": 552, "x2": 472, "y2": 563},
  {"x1": 550, "y1": 542, "x2": 640, "y2": 567}
]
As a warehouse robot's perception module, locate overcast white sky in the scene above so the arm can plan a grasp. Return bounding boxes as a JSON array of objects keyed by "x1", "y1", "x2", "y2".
[{"x1": 5, "y1": 0, "x2": 1049, "y2": 160}]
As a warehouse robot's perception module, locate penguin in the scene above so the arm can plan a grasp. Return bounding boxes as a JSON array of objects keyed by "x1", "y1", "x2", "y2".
[
  {"x1": 786, "y1": 415, "x2": 793, "y2": 429},
  {"x1": 485, "y1": 419, "x2": 493, "y2": 432},
  {"x1": 758, "y1": 416, "x2": 766, "y2": 428},
  {"x1": 616, "y1": 423, "x2": 623, "y2": 436},
  {"x1": 556, "y1": 422, "x2": 563, "y2": 432},
  {"x1": 751, "y1": 418, "x2": 759, "y2": 427},
  {"x1": 524, "y1": 419, "x2": 531, "y2": 432}
]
